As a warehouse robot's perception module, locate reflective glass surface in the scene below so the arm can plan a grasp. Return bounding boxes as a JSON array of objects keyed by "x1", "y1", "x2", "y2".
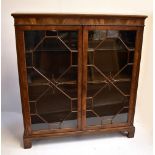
[
  {"x1": 24, "y1": 30, "x2": 78, "y2": 130},
  {"x1": 86, "y1": 30, "x2": 136, "y2": 127}
]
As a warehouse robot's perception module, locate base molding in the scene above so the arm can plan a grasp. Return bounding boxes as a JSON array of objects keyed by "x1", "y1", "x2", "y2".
[{"x1": 23, "y1": 125, "x2": 135, "y2": 148}]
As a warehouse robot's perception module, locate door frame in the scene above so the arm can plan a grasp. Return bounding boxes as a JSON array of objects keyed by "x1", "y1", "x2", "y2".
[
  {"x1": 15, "y1": 25, "x2": 83, "y2": 135},
  {"x1": 81, "y1": 25, "x2": 144, "y2": 130}
]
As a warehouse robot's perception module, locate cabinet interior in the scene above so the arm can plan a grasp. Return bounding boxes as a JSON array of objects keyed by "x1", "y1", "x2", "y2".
[{"x1": 24, "y1": 29, "x2": 136, "y2": 130}]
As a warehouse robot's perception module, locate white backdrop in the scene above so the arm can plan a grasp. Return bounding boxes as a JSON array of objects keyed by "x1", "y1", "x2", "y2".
[{"x1": 1, "y1": 0, "x2": 152, "y2": 135}]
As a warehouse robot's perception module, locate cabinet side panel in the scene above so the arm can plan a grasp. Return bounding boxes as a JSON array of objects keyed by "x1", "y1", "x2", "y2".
[
  {"x1": 128, "y1": 28, "x2": 144, "y2": 125},
  {"x1": 15, "y1": 30, "x2": 32, "y2": 136}
]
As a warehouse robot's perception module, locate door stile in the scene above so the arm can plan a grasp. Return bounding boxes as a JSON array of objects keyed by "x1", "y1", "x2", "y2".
[
  {"x1": 77, "y1": 28, "x2": 83, "y2": 130},
  {"x1": 81, "y1": 27, "x2": 88, "y2": 130}
]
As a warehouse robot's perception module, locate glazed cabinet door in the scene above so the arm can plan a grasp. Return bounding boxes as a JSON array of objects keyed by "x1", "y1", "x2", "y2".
[
  {"x1": 82, "y1": 26, "x2": 137, "y2": 129},
  {"x1": 22, "y1": 27, "x2": 82, "y2": 132}
]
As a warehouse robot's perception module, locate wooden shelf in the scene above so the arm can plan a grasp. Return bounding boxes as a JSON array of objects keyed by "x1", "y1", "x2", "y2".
[{"x1": 88, "y1": 37, "x2": 135, "y2": 52}]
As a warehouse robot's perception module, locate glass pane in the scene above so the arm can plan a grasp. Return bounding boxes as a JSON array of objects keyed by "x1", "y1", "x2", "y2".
[
  {"x1": 24, "y1": 30, "x2": 78, "y2": 131},
  {"x1": 87, "y1": 30, "x2": 136, "y2": 127}
]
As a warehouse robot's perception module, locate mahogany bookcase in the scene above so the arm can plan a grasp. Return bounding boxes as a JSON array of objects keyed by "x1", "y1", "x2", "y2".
[{"x1": 12, "y1": 13, "x2": 147, "y2": 148}]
